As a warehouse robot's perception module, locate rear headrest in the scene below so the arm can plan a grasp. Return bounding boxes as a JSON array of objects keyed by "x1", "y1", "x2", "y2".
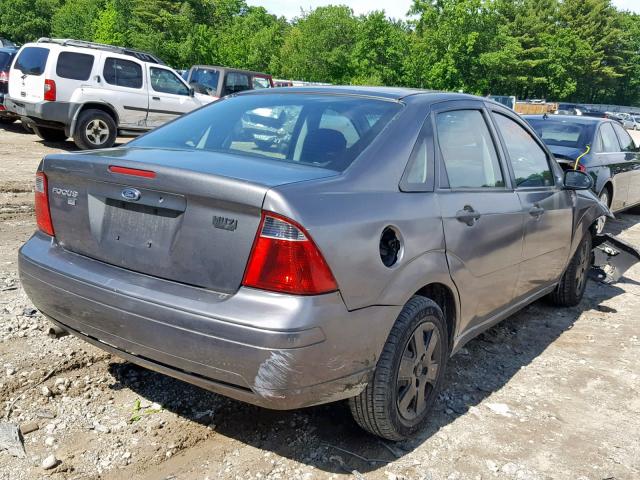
[{"x1": 301, "y1": 128, "x2": 347, "y2": 165}]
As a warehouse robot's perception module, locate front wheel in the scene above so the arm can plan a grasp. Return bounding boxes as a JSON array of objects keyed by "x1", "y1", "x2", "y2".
[
  {"x1": 596, "y1": 190, "x2": 610, "y2": 235},
  {"x1": 548, "y1": 233, "x2": 592, "y2": 307},
  {"x1": 73, "y1": 109, "x2": 117, "y2": 150},
  {"x1": 349, "y1": 296, "x2": 449, "y2": 440}
]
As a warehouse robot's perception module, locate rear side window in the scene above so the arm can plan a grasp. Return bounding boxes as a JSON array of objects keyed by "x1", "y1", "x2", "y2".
[
  {"x1": 103, "y1": 58, "x2": 143, "y2": 89},
  {"x1": 612, "y1": 122, "x2": 636, "y2": 152},
  {"x1": 599, "y1": 123, "x2": 621, "y2": 153},
  {"x1": 0, "y1": 52, "x2": 14, "y2": 71},
  {"x1": 14, "y1": 47, "x2": 49, "y2": 76},
  {"x1": 130, "y1": 93, "x2": 402, "y2": 172},
  {"x1": 436, "y1": 110, "x2": 504, "y2": 189},
  {"x1": 494, "y1": 113, "x2": 553, "y2": 187},
  {"x1": 253, "y1": 76, "x2": 271, "y2": 89},
  {"x1": 150, "y1": 67, "x2": 189, "y2": 95},
  {"x1": 56, "y1": 52, "x2": 94, "y2": 81}
]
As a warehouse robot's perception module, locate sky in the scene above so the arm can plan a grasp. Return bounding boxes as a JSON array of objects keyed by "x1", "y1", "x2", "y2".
[{"x1": 247, "y1": 0, "x2": 640, "y2": 20}]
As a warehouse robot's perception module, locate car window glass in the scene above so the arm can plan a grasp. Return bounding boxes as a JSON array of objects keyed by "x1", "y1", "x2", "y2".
[
  {"x1": 253, "y1": 77, "x2": 271, "y2": 89},
  {"x1": 103, "y1": 58, "x2": 143, "y2": 89},
  {"x1": 405, "y1": 138, "x2": 428, "y2": 184},
  {"x1": 56, "y1": 52, "x2": 94, "y2": 81},
  {"x1": 189, "y1": 68, "x2": 219, "y2": 95},
  {"x1": 436, "y1": 110, "x2": 504, "y2": 188},
  {"x1": 0, "y1": 52, "x2": 13, "y2": 70},
  {"x1": 14, "y1": 47, "x2": 49, "y2": 76},
  {"x1": 223, "y1": 72, "x2": 251, "y2": 95},
  {"x1": 494, "y1": 113, "x2": 553, "y2": 188},
  {"x1": 150, "y1": 67, "x2": 189, "y2": 95},
  {"x1": 612, "y1": 122, "x2": 636, "y2": 152},
  {"x1": 319, "y1": 109, "x2": 360, "y2": 147},
  {"x1": 599, "y1": 123, "x2": 621, "y2": 152}
]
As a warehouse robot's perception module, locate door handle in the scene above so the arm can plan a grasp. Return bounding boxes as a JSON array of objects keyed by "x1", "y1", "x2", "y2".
[
  {"x1": 455, "y1": 205, "x2": 481, "y2": 226},
  {"x1": 152, "y1": 96, "x2": 160, "y2": 101},
  {"x1": 529, "y1": 205, "x2": 545, "y2": 218}
]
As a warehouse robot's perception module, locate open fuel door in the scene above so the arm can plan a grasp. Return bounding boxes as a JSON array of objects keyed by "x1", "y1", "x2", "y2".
[{"x1": 591, "y1": 234, "x2": 640, "y2": 284}]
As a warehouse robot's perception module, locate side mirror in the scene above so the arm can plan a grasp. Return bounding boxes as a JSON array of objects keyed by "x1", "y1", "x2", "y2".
[
  {"x1": 563, "y1": 170, "x2": 593, "y2": 190},
  {"x1": 189, "y1": 86, "x2": 195, "y2": 97}
]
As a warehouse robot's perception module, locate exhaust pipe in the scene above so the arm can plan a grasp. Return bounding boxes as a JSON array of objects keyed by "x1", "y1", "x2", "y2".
[{"x1": 47, "y1": 324, "x2": 69, "y2": 339}]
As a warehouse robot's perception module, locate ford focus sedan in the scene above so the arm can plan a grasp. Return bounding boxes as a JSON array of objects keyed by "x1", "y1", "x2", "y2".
[{"x1": 20, "y1": 88, "x2": 628, "y2": 440}]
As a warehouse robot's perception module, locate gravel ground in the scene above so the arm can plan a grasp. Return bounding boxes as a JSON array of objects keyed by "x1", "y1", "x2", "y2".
[{"x1": 0, "y1": 122, "x2": 639, "y2": 480}]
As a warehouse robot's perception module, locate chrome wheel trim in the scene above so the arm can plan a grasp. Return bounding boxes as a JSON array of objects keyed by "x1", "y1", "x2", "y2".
[{"x1": 85, "y1": 119, "x2": 110, "y2": 146}]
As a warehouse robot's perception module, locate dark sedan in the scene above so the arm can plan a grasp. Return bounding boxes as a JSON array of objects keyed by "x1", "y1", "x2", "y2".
[
  {"x1": 0, "y1": 46, "x2": 18, "y2": 124},
  {"x1": 525, "y1": 115, "x2": 640, "y2": 232}
]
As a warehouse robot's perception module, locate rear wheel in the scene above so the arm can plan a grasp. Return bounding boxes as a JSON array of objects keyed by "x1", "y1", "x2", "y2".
[
  {"x1": 596, "y1": 189, "x2": 610, "y2": 234},
  {"x1": 548, "y1": 233, "x2": 592, "y2": 307},
  {"x1": 33, "y1": 126, "x2": 68, "y2": 142},
  {"x1": 73, "y1": 109, "x2": 117, "y2": 150},
  {"x1": 349, "y1": 296, "x2": 448, "y2": 440}
]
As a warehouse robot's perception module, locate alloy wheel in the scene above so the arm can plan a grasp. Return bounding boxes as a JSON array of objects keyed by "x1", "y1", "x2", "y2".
[
  {"x1": 596, "y1": 191, "x2": 609, "y2": 235},
  {"x1": 85, "y1": 119, "x2": 110, "y2": 146},
  {"x1": 575, "y1": 237, "x2": 591, "y2": 294},
  {"x1": 396, "y1": 322, "x2": 441, "y2": 421}
]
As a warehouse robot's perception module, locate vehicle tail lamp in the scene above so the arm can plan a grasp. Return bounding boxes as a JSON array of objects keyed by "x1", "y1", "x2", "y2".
[
  {"x1": 243, "y1": 212, "x2": 337, "y2": 295},
  {"x1": 44, "y1": 79, "x2": 56, "y2": 101},
  {"x1": 35, "y1": 172, "x2": 55, "y2": 236}
]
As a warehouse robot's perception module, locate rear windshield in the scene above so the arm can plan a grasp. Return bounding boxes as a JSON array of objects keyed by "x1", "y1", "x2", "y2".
[
  {"x1": 0, "y1": 52, "x2": 14, "y2": 71},
  {"x1": 526, "y1": 118, "x2": 593, "y2": 149},
  {"x1": 14, "y1": 47, "x2": 50, "y2": 76},
  {"x1": 130, "y1": 93, "x2": 402, "y2": 171}
]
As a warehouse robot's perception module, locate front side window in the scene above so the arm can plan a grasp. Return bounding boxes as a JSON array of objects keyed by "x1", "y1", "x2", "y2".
[
  {"x1": 56, "y1": 52, "x2": 94, "y2": 81},
  {"x1": 612, "y1": 122, "x2": 636, "y2": 152},
  {"x1": 14, "y1": 47, "x2": 49, "y2": 76},
  {"x1": 150, "y1": 67, "x2": 189, "y2": 95},
  {"x1": 103, "y1": 58, "x2": 143, "y2": 89},
  {"x1": 494, "y1": 113, "x2": 553, "y2": 188},
  {"x1": 223, "y1": 72, "x2": 250, "y2": 95},
  {"x1": 598, "y1": 123, "x2": 621, "y2": 153},
  {"x1": 436, "y1": 110, "x2": 504, "y2": 189},
  {"x1": 130, "y1": 93, "x2": 402, "y2": 172}
]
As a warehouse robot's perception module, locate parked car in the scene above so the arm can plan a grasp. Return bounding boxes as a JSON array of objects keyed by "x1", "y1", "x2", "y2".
[
  {"x1": 4, "y1": 38, "x2": 213, "y2": 149},
  {"x1": 554, "y1": 103, "x2": 585, "y2": 116},
  {"x1": 623, "y1": 116, "x2": 640, "y2": 130},
  {"x1": 184, "y1": 65, "x2": 273, "y2": 99},
  {"x1": 20, "y1": 88, "x2": 637, "y2": 441},
  {"x1": 525, "y1": 114, "x2": 640, "y2": 233},
  {"x1": 0, "y1": 46, "x2": 18, "y2": 124},
  {"x1": 0, "y1": 38, "x2": 16, "y2": 48}
]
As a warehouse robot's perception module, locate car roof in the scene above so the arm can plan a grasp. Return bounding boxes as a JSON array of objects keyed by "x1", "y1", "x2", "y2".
[
  {"x1": 524, "y1": 114, "x2": 607, "y2": 125},
  {"x1": 236, "y1": 85, "x2": 494, "y2": 102}
]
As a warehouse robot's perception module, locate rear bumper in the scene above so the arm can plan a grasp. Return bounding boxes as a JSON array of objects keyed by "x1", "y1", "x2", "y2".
[
  {"x1": 0, "y1": 92, "x2": 17, "y2": 118},
  {"x1": 4, "y1": 97, "x2": 78, "y2": 131},
  {"x1": 19, "y1": 232, "x2": 398, "y2": 409}
]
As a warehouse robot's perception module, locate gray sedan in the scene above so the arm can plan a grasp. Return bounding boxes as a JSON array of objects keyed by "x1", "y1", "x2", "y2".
[{"x1": 18, "y1": 87, "x2": 636, "y2": 440}]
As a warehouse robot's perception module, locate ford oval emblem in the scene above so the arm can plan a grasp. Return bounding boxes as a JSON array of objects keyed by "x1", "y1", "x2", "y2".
[{"x1": 121, "y1": 188, "x2": 141, "y2": 201}]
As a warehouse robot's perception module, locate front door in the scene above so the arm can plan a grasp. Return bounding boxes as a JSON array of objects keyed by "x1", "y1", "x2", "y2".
[
  {"x1": 146, "y1": 66, "x2": 196, "y2": 128},
  {"x1": 433, "y1": 102, "x2": 524, "y2": 332},
  {"x1": 611, "y1": 122, "x2": 640, "y2": 208},
  {"x1": 490, "y1": 109, "x2": 574, "y2": 299},
  {"x1": 594, "y1": 122, "x2": 631, "y2": 211}
]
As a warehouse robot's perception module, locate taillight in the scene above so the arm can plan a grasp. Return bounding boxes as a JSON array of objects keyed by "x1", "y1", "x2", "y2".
[
  {"x1": 35, "y1": 172, "x2": 55, "y2": 236},
  {"x1": 577, "y1": 163, "x2": 587, "y2": 173},
  {"x1": 0, "y1": 70, "x2": 8, "y2": 82},
  {"x1": 44, "y1": 79, "x2": 56, "y2": 101},
  {"x1": 242, "y1": 212, "x2": 337, "y2": 295}
]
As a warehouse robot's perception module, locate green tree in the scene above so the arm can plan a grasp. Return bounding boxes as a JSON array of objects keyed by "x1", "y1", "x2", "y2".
[
  {"x1": 51, "y1": 0, "x2": 104, "y2": 40},
  {"x1": 0, "y1": 0, "x2": 60, "y2": 43}
]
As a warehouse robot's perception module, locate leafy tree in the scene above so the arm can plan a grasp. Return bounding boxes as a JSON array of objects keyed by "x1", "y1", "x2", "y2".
[
  {"x1": 0, "y1": 0, "x2": 60, "y2": 43},
  {"x1": 51, "y1": 0, "x2": 104, "y2": 40}
]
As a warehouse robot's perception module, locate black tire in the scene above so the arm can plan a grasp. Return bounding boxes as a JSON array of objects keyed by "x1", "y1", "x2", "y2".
[
  {"x1": 548, "y1": 233, "x2": 592, "y2": 307},
  {"x1": 73, "y1": 109, "x2": 117, "y2": 150},
  {"x1": 349, "y1": 296, "x2": 449, "y2": 441},
  {"x1": 33, "y1": 126, "x2": 67, "y2": 142}
]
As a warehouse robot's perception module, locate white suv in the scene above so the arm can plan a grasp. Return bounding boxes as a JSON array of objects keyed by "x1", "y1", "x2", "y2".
[{"x1": 5, "y1": 38, "x2": 213, "y2": 149}]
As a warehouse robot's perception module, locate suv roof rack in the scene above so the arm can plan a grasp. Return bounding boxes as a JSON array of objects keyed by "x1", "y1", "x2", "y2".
[{"x1": 36, "y1": 38, "x2": 165, "y2": 65}]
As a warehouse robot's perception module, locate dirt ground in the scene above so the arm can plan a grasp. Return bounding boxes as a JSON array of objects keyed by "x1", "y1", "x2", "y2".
[{"x1": 0, "y1": 122, "x2": 639, "y2": 480}]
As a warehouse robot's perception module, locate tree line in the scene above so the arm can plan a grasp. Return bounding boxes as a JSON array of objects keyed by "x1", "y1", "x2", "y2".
[{"x1": 1, "y1": 0, "x2": 639, "y2": 105}]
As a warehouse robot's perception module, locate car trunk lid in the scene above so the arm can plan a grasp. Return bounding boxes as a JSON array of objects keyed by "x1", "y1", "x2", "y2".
[{"x1": 43, "y1": 147, "x2": 338, "y2": 293}]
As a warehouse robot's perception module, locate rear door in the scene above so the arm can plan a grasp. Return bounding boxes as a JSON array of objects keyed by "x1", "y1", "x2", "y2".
[
  {"x1": 490, "y1": 109, "x2": 573, "y2": 299},
  {"x1": 612, "y1": 122, "x2": 640, "y2": 208},
  {"x1": 53, "y1": 50, "x2": 97, "y2": 100},
  {"x1": 434, "y1": 101, "x2": 524, "y2": 330},
  {"x1": 8, "y1": 46, "x2": 50, "y2": 105},
  {"x1": 146, "y1": 65, "x2": 197, "y2": 128},
  {"x1": 101, "y1": 56, "x2": 148, "y2": 128},
  {"x1": 594, "y1": 122, "x2": 630, "y2": 211}
]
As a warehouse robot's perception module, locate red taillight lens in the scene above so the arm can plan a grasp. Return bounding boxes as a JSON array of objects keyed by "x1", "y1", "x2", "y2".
[
  {"x1": 242, "y1": 213, "x2": 337, "y2": 295},
  {"x1": 577, "y1": 163, "x2": 587, "y2": 173},
  {"x1": 44, "y1": 79, "x2": 56, "y2": 101},
  {"x1": 108, "y1": 165, "x2": 157, "y2": 178},
  {"x1": 0, "y1": 70, "x2": 8, "y2": 82},
  {"x1": 35, "y1": 172, "x2": 54, "y2": 236}
]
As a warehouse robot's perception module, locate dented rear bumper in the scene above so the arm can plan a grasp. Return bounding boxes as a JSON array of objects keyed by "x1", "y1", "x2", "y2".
[
  {"x1": 19, "y1": 232, "x2": 399, "y2": 409},
  {"x1": 591, "y1": 234, "x2": 640, "y2": 284}
]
